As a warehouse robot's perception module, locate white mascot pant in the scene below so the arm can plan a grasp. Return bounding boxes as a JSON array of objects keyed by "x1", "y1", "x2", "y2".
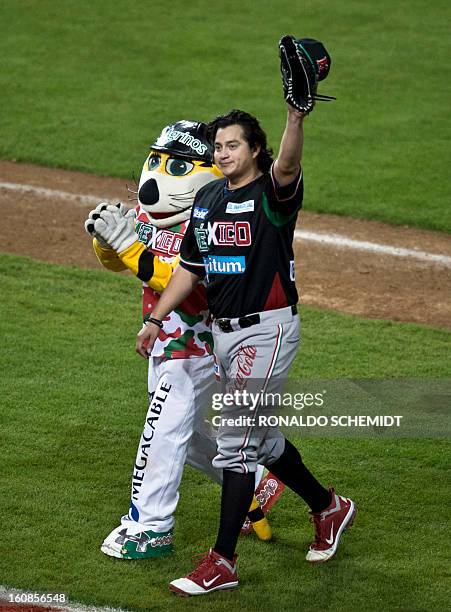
[{"x1": 120, "y1": 355, "x2": 221, "y2": 534}]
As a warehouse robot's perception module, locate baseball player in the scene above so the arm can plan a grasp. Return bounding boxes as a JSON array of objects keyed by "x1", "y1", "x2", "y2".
[
  {"x1": 136, "y1": 38, "x2": 357, "y2": 596},
  {"x1": 85, "y1": 121, "x2": 274, "y2": 560}
]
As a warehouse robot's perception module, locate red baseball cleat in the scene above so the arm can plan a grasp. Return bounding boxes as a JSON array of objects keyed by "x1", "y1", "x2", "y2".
[
  {"x1": 306, "y1": 488, "x2": 356, "y2": 563},
  {"x1": 169, "y1": 549, "x2": 238, "y2": 596}
]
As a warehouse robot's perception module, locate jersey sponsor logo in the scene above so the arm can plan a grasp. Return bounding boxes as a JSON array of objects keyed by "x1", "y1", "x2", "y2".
[
  {"x1": 225, "y1": 344, "x2": 257, "y2": 393},
  {"x1": 235, "y1": 344, "x2": 257, "y2": 390},
  {"x1": 193, "y1": 206, "x2": 209, "y2": 220},
  {"x1": 290, "y1": 260, "x2": 295, "y2": 281},
  {"x1": 225, "y1": 199, "x2": 254, "y2": 214},
  {"x1": 136, "y1": 222, "x2": 183, "y2": 256},
  {"x1": 203, "y1": 255, "x2": 246, "y2": 275}
]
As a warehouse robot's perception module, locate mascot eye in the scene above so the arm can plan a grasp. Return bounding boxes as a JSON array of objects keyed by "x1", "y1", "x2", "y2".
[
  {"x1": 166, "y1": 159, "x2": 194, "y2": 176},
  {"x1": 148, "y1": 155, "x2": 161, "y2": 171}
]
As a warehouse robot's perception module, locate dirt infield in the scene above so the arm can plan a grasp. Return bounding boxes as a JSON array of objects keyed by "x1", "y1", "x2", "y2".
[{"x1": 1, "y1": 160, "x2": 450, "y2": 329}]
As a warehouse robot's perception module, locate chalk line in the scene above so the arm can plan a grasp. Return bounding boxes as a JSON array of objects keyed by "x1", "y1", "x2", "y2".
[{"x1": 1, "y1": 181, "x2": 450, "y2": 268}]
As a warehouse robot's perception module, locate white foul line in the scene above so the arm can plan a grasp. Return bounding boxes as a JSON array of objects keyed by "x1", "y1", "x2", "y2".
[
  {"x1": 0, "y1": 181, "x2": 107, "y2": 206},
  {"x1": 1, "y1": 180, "x2": 450, "y2": 268},
  {"x1": 294, "y1": 230, "x2": 451, "y2": 268}
]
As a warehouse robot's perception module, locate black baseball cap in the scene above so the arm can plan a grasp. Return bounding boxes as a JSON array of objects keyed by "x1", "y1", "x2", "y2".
[
  {"x1": 151, "y1": 120, "x2": 213, "y2": 163},
  {"x1": 296, "y1": 38, "x2": 331, "y2": 81}
]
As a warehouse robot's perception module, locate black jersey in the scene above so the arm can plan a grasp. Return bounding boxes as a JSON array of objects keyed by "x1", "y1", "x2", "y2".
[{"x1": 180, "y1": 165, "x2": 303, "y2": 318}]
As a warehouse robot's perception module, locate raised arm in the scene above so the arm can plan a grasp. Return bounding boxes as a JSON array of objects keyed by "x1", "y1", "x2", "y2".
[{"x1": 272, "y1": 105, "x2": 306, "y2": 187}]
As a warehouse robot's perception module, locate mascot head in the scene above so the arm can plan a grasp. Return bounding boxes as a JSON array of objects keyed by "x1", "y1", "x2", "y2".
[{"x1": 138, "y1": 120, "x2": 222, "y2": 228}]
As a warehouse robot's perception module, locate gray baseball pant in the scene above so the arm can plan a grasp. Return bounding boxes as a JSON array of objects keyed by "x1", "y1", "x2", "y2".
[{"x1": 211, "y1": 305, "x2": 300, "y2": 474}]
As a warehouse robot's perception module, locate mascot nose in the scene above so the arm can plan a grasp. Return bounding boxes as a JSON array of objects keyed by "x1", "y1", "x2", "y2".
[{"x1": 139, "y1": 178, "x2": 160, "y2": 206}]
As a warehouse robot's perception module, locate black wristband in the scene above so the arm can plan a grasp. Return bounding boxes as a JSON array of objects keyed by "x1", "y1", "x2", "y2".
[{"x1": 145, "y1": 316, "x2": 163, "y2": 329}]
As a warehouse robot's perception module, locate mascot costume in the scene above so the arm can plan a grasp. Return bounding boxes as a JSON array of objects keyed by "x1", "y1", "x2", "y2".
[{"x1": 84, "y1": 120, "x2": 285, "y2": 559}]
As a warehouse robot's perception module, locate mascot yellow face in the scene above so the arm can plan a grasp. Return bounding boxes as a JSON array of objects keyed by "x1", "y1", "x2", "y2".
[{"x1": 138, "y1": 120, "x2": 222, "y2": 228}]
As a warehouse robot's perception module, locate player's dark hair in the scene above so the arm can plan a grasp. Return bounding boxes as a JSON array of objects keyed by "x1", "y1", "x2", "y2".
[{"x1": 207, "y1": 109, "x2": 274, "y2": 173}]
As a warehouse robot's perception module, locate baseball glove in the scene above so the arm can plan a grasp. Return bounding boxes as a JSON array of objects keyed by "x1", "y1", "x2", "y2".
[{"x1": 279, "y1": 35, "x2": 336, "y2": 113}]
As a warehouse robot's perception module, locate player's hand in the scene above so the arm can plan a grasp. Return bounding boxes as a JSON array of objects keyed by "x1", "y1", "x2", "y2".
[
  {"x1": 286, "y1": 103, "x2": 308, "y2": 120},
  {"x1": 136, "y1": 322, "x2": 160, "y2": 359}
]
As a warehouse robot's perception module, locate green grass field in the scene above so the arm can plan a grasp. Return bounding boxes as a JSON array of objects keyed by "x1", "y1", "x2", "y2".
[
  {"x1": 1, "y1": 0, "x2": 450, "y2": 231},
  {"x1": 1, "y1": 255, "x2": 449, "y2": 611},
  {"x1": 1, "y1": 1, "x2": 450, "y2": 609}
]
